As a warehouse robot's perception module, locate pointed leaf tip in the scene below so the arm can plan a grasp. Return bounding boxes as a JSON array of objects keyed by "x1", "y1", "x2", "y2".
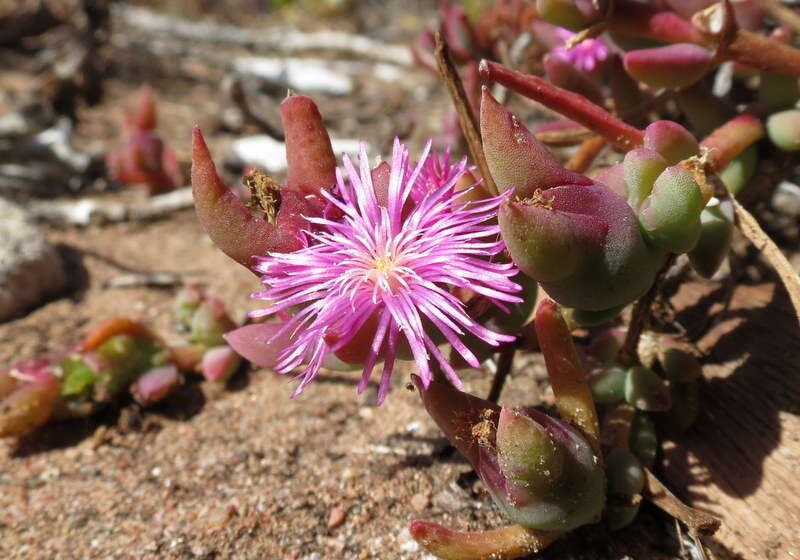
[{"x1": 280, "y1": 95, "x2": 337, "y2": 196}]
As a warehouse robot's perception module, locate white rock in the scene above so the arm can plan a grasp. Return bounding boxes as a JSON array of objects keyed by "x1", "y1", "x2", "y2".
[
  {"x1": 0, "y1": 198, "x2": 66, "y2": 322},
  {"x1": 234, "y1": 57, "x2": 353, "y2": 95},
  {"x1": 232, "y1": 135, "x2": 365, "y2": 174}
]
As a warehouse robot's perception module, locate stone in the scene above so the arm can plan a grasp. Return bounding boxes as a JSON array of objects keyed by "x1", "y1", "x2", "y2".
[{"x1": 0, "y1": 198, "x2": 66, "y2": 322}]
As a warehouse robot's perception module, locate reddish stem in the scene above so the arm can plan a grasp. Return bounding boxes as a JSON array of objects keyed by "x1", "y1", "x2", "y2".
[
  {"x1": 479, "y1": 60, "x2": 645, "y2": 151},
  {"x1": 699, "y1": 114, "x2": 764, "y2": 171}
]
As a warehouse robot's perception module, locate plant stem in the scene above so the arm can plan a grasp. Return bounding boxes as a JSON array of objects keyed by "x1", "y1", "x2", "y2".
[
  {"x1": 699, "y1": 114, "x2": 764, "y2": 172},
  {"x1": 486, "y1": 345, "x2": 515, "y2": 403},
  {"x1": 479, "y1": 60, "x2": 645, "y2": 151},
  {"x1": 565, "y1": 135, "x2": 607, "y2": 173},
  {"x1": 732, "y1": 198, "x2": 800, "y2": 325},
  {"x1": 534, "y1": 300, "x2": 601, "y2": 450},
  {"x1": 618, "y1": 255, "x2": 676, "y2": 367}
]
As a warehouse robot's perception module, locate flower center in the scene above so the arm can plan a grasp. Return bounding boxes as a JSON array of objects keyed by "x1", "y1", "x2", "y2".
[{"x1": 367, "y1": 254, "x2": 401, "y2": 295}]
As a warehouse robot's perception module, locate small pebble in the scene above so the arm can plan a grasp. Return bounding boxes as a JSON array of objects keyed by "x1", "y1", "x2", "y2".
[
  {"x1": 410, "y1": 493, "x2": 429, "y2": 512},
  {"x1": 327, "y1": 505, "x2": 348, "y2": 529}
]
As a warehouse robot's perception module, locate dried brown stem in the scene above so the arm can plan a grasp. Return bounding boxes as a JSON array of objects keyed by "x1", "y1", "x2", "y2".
[
  {"x1": 434, "y1": 30, "x2": 498, "y2": 197},
  {"x1": 565, "y1": 135, "x2": 607, "y2": 173},
  {"x1": 644, "y1": 469, "x2": 721, "y2": 536},
  {"x1": 618, "y1": 255, "x2": 676, "y2": 367},
  {"x1": 732, "y1": 198, "x2": 800, "y2": 325},
  {"x1": 694, "y1": 1, "x2": 800, "y2": 77},
  {"x1": 763, "y1": 0, "x2": 800, "y2": 33}
]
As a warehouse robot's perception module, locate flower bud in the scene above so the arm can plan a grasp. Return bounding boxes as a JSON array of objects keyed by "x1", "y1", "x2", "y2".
[
  {"x1": 623, "y1": 44, "x2": 713, "y2": 90},
  {"x1": 767, "y1": 110, "x2": 800, "y2": 152},
  {"x1": 638, "y1": 166, "x2": 704, "y2": 253},
  {"x1": 624, "y1": 366, "x2": 671, "y2": 411},
  {"x1": 201, "y1": 345, "x2": 242, "y2": 383},
  {"x1": 481, "y1": 88, "x2": 592, "y2": 198},
  {"x1": 493, "y1": 406, "x2": 606, "y2": 531},
  {"x1": 131, "y1": 365, "x2": 182, "y2": 406},
  {"x1": 482, "y1": 89, "x2": 663, "y2": 311},
  {"x1": 498, "y1": 185, "x2": 659, "y2": 311},
  {"x1": 414, "y1": 377, "x2": 604, "y2": 532}
]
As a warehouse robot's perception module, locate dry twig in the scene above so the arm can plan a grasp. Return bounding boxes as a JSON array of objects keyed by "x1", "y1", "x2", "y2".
[
  {"x1": 732, "y1": 197, "x2": 800, "y2": 325},
  {"x1": 644, "y1": 468, "x2": 721, "y2": 537},
  {"x1": 434, "y1": 30, "x2": 499, "y2": 197}
]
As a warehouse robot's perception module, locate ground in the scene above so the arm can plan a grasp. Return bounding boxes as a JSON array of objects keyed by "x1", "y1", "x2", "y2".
[{"x1": 0, "y1": 2, "x2": 799, "y2": 559}]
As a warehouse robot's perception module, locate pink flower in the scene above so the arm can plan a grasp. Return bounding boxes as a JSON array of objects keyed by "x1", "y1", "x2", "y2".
[
  {"x1": 551, "y1": 28, "x2": 609, "y2": 73},
  {"x1": 233, "y1": 140, "x2": 521, "y2": 403}
]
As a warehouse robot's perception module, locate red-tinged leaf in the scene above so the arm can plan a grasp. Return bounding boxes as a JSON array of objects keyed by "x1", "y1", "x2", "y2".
[
  {"x1": 623, "y1": 44, "x2": 713, "y2": 90},
  {"x1": 191, "y1": 128, "x2": 305, "y2": 269},
  {"x1": 480, "y1": 87, "x2": 593, "y2": 197},
  {"x1": 0, "y1": 369, "x2": 59, "y2": 437},
  {"x1": 224, "y1": 322, "x2": 292, "y2": 369},
  {"x1": 534, "y1": 300, "x2": 600, "y2": 447},
  {"x1": 81, "y1": 317, "x2": 162, "y2": 352},
  {"x1": 280, "y1": 94, "x2": 337, "y2": 196}
]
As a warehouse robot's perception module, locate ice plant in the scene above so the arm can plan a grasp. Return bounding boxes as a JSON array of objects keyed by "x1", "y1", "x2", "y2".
[
  {"x1": 106, "y1": 86, "x2": 181, "y2": 195},
  {"x1": 227, "y1": 140, "x2": 522, "y2": 403}
]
